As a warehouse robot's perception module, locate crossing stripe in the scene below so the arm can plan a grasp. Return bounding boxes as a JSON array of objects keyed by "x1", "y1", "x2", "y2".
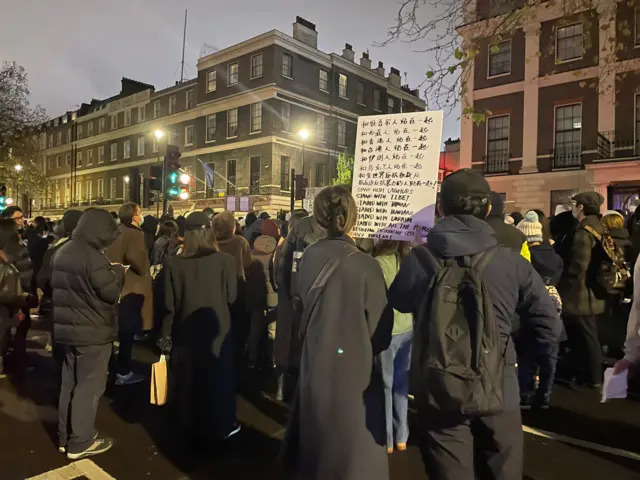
[{"x1": 27, "y1": 459, "x2": 115, "y2": 480}]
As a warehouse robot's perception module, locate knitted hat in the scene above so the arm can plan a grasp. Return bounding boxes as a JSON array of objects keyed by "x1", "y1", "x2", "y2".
[
  {"x1": 517, "y1": 211, "x2": 543, "y2": 243},
  {"x1": 602, "y1": 210, "x2": 623, "y2": 219}
]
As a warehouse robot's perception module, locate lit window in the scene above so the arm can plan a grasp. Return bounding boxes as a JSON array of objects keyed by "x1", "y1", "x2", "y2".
[
  {"x1": 207, "y1": 70, "x2": 217, "y2": 92},
  {"x1": 185, "y1": 125, "x2": 194, "y2": 146},
  {"x1": 338, "y1": 73, "x2": 348, "y2": 98},
  {"x1": 554, "y1": 104, "x2": 582, "y2": 168},
  {"x1": 281, "y1": 103, "x2": 291, "y2": 132},
  {"x1": 319, "y1": 70, "x2": 329, "y2": 91},
  {"x1": 250, "y1": 102, "x2": 262, "y2": 133},
  {"x1": 251, "y1": 54, "x2": 263, "y2": 79},
  {"x1": 556, "y1": 23, "x2": 583, "y2": 62},
  {"x1": 227, "y1": 108, "x2": 238, "y2": 137},
  {"x1": 282, "y1": 53, "x2": 293, "y2": 78},
  {"x1": 206, "y1": 114, "x2": 217, "y2": 142},
  {"x1": 486, "y1": 115, "x2": 510, "y2": 173},
  {"x1": 489, "y1": 40, "x2": 512, "y2": 76},
  {"x1": 338, "y1": 119, "x2": 346, "y2": 146},
  {"x1": 228, "y1": 62, "x2": 239, "y2": 86}
]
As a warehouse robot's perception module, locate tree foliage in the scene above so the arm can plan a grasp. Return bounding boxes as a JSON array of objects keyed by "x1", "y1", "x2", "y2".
[
  {"x1": 333, "y1": 152, "x2": 355, "y2": 187},
  {"x1": 0, "y1": 61, "x2": 48, "y2": 195},
  {"x1": 380, "y1": 0, "x2": 635, "y2": 123}
]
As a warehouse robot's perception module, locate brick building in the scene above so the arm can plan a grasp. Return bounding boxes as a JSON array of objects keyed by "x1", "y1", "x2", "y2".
[
  {"x1": 458, "y1": 0, "x2": 640, "y2": 215},
  {"x1": 35, "y1": 17, "x2": 425, "y2": 215}
]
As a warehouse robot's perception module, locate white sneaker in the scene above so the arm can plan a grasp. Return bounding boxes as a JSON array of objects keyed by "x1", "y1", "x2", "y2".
[
  {"x1": 115, "y1": 371, "x2": 145, "y2": 386},
  {"x1": 67, "y1": 436, "x2": 114, "y2": 460}
]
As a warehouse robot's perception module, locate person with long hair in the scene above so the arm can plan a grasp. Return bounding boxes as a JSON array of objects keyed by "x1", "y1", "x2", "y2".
[
  {"x1": 373, "y1": 240, "x2": 413, "y2": 453},
  {"x1": 281, "y1": 186, "x2": 393, "y2": 480},
  {"x1": 159, "y1": 212, "x2": 240, "y2": 446}
]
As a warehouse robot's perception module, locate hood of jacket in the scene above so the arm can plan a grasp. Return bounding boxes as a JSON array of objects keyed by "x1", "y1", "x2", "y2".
[
  {"x1": 253, "y1": 235, "x2": 277, "y2": 255},
  {"x1": 428, "y1": 214, "x2": 498, "y2": 258},
  {"x1": 73, "y1": 209, "x2": 119, "y2": 250},
  {"x1": 142, "y1": 216, "x2": 159, "y2": 235},
  {"x1": 609, "y1": 228, "x2": 629, "y2": 241}
]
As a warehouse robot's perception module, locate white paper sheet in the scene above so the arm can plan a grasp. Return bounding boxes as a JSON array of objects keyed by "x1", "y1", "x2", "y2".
[{"x1": 601, "y1": 367, "x2": 628, "y2": 403}]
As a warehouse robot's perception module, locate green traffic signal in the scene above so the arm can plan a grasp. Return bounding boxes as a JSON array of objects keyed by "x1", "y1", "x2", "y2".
[
  {"x1": 167, "y1": 186, "x2": 180, "y2": 197},
  {"x1": 169, "y1": 171, "x2": 178, "y2": 184}
]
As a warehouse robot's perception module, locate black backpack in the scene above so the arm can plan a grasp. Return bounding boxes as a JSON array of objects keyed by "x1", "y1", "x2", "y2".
[
  {"x1": 412, "y1": 245, "x2": 504, "y2": 416},
  {"x1": 583, "y1": 225, "x2": 632, "y2": 298}
]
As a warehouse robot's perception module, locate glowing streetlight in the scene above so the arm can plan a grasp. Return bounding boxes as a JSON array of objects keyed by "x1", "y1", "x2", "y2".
[
  {"x1": 124, "y1": 175, "x2": 130, "y2": 184},
  {"x1": 154, "y1": 129, "x2": 165, "y2": 140},
  {"x1": 298, "y1": 128, "x2": 310, "y2": 141},
  {"x1": 14, "y1": 164, "x2": 23, "y2": 172}
]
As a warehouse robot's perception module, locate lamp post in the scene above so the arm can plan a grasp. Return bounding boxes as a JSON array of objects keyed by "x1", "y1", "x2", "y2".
[
  {"x1": 154, "y1": 130, "x2": 164, "y2": 216},
  {"x1": 290, "y1": 128, "x2": 310, "y2": 211}
]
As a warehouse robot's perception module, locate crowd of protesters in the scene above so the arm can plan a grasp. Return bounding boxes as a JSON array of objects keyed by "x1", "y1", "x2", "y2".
[{"x1": 1, "y1": 168, "x2": 640, "y2": 479}]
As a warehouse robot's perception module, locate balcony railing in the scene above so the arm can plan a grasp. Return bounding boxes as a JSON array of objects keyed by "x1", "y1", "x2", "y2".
[
  {"x1": 597, "y1": 131, "x2": 640, "y2": 160},
  {"x1": 484, "y1": 153, "x2": 510, "y2": 174},
  {"x1": 552, "y1": 147, "x2": 582, "y2": 169}
]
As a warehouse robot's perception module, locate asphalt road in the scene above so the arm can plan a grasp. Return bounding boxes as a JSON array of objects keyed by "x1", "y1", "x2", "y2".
[{"x1": 1, "y1": 319, "x2": 640, "y2": 480}]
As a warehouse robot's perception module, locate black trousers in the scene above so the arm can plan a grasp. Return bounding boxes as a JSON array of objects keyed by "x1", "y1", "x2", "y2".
[
  {"x1": 563, "y1": 314, "x2": 602, "y2": 385},
  {"x1": 418, "y1": 409, "x2": 523, "y2": 480},
  {"x1": 118, "y1": 295, "x2": 144, "y2": 375},
  {"x1": 58, "y1": 344, "x2": 111, "y2": 453}
]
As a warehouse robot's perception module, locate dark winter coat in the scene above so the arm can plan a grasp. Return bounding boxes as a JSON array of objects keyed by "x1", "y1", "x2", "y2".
[
  {"x1": 282, "y1": 236, "x2": 393, "y2": 480},
  {"x1": 26, "y1": 232, "x2": 49, "y2": 282},
  {"x1": 389, "y1": 215, "x2": 562, "y2": 412},
  {"x1": 529, "y1": 242, "x2": 564, "y2": 286},
  {"x1": 0, "y1": 258, "x2": 28, "y2": 326},
  {"x1": 105, "y1": 223, "x2": 153, "y2": 331},
  {"x1": 558, "y1": 215, "x2": 607, "y2": 316},
  {"x1": 5, "y1": 240, "x2": 33, "y2": 293},
  {"x1": 485, "y1": 215, "x2": 530, "y2": 261},
  {"x1": 37, "y1": 238, "x2": 70, "y2": 311},
  {"x1": 162, "y1": 250, "x2": 238, "y2": 440},
  {"x1": 247, "y1": 235, "x2": 278, "y2": 309},
  {"x1": 51, "y1": 209, "x2": 125, "y2": 346},
  {"x1": 142, "y1": 216, "x2": 159, "y2": 253},
  {"x1": 150, "y1": 235, "x2": 174, "y2": 267}
]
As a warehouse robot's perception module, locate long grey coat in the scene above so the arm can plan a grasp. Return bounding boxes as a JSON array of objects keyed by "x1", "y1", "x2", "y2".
[{"x1": 281, "y1": 236, "x2": 393, "y2": 480}]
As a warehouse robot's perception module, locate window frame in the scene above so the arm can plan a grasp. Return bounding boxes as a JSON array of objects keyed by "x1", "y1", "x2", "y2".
[
  {"x1": 251, "y1": 53, "x2": 263, "y2": 79},
  {"x1": 98, "y1": 146, "x2": 104, "y2": 164},
  {"x1": 87, "y1": 148, "x2": 93, "y2": 165},
  {"x1": 56, "y1": 155, "x2": 61, "y2": 168},
  {"x1": 124, "y1": 108, "x2": 131, "y2": 126},
  {"x1": 319, "y1": 69, "x2": 329, "y2": 92},
  {"x1": 249, "y1": 155, "x2": 261, "y2": 194},
  {"x1": 282, "y1": 53, "x2": 293, "y2": 79},
  {"x1": 111, "y1": 115, "x2": 117, "y2": 130},
  {"x1": 226, "y1": 159, "x2": 237, "y2": 195},
  {"x1": 97, "y1": 178, "x2": 104, "y2": 199},
  {"x1": 98, "y1": 118, "x2": 105, "y2": 134},
  {"x1": 76, "y1": 181, "x2": 82, "y2": 202},
  {"x1": 154, "y1": 101, "x2": 161, "y2": 119},
  {"x1": 227, "y1": 108, "x2": 239, "y2": 138},
  {"x1": 152, "y1": 137, "x2": 159, "y2": 153},
  {"x1": 316, "y1": 114, "x2": 326, "y2": 142},
  {"x1": 76, "y1": 150, "x2": 83, "y2": 168},
  {"x1": 207, "y1": 70, "x2": 217, "y2": 92},
  {"x1": 553, "y1": 103, "x2": 583, "y2": 168},
  {"x1": 169, "y1": 95, "x2": 177, "y2": 115},
  {"x1": 138, "y1": 105, "x2": 146, "y2": 122},
  {"x1": 57, "y1": 131, "x2": 62, "y2": 146},
  {"x1": 110, "y1": 143, "x2": 118, "y2": 162},
  {"x1": 338, "y1": 73, "x2": 348, "y2": 99},
  {"x1": 228, "y1": 62, "x2": 239, "y2": 86},
  {"x1": 110, "y1": 177, "x2": 117, "y2": 200},
  {"x1": 373, "y1": 89, "x2": 382, "y2": 112},
  {"x1": 555, "y1": 22, "x2": 584, "y2": 63},
  {"x1": 186, "y1": 90, "x2": 194, "y2": 110},
  {"x1": 123, "y1": 140, "x2": 130, "y2": 159},
  {"x1": 77, "y1": 124, "x2": 83, "y2": 140},
  {"x1": 206, "y1": 114, "x2": 217, "y2": 143},
  {"x1": 485, "y1": 114, "x2": 511, "y2": 173},
  {"x1": 337, "y1": 119, "x2": 347, "y2": 146},
  {"x1": 281, "y1": 103, "x2": 291, "y2": 132},
  {"x1": 357, "y1": 81, "x2": 365, "y2": 106},
  {"x1": 388, "y1": 97, "x2": 395, "y2": 114},
  {"x1": 87, "y1": 121, "x2": 94, "y2": 137},
  {"x1": 184, "y1": 125, "x2": 194, "y2": 146},
  {"x1": 250, "y1": 102, "x2": 262, "y2": 134},
  {"x1": 488, "y1": 39, "x2": 512, "y2": 77},
  {"x1": 280, "y1": 155, "x2": 290, "y2": 191},
  {"x1": 66, "y1": 152, "x2": 71, "y2": 166},
  {"x1": 315, "y1": 163, "x2": 325, "y2": 187},
  {"x1": 86, "y1": 180, "x2": 92, "y2": 202},
  {"x1": 137, "y1": 137, "x2": 145, "y2": 156}
]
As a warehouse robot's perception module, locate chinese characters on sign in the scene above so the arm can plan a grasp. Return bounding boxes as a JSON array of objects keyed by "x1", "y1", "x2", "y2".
[{"x1": 351, "y1": 111, "x2": 444, "y2": 241}]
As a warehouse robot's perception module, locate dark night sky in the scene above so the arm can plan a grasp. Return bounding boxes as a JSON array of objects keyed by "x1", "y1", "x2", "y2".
[{"x1": 1, "y1": 0, "x2": 460, "y2": 143}]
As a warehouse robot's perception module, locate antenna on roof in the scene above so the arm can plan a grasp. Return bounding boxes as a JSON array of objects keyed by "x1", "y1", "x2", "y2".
[{"x1": 180, "y1": 9, "x2": 188, "y2": 83}]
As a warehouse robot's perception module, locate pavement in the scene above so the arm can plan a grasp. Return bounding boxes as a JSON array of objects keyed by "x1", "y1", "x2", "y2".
[{"x1": 1, "y1": 319, "x2": 640, "y2": 479}]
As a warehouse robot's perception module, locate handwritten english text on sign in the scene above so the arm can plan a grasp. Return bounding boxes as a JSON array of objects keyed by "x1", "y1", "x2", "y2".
[{"x1": 351, "y1": 111, "x2": 443, "y2": 241}]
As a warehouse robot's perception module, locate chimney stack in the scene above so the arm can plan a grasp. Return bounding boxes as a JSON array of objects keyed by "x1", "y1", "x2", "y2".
[
  {"x1": 342, "y1": 43, "x2": 355, "y2": 62},
  {"x1": 374, "y1": 61, "x2": 385, "y2": 77},
  {"x1": 388, "y1": 67, "x2": 401, "y2": 87},
  {"x1": 360, "y1": 52, "x2": 372, "y2": 69},
  {"x1": 292, "y1": 16, "x2": 318, "y2": 48}
]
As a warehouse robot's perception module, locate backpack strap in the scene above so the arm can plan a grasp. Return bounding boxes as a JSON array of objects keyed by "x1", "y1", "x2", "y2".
[
  {"x1": 583, "y1": 224, "x2": 603, "y2": 243},
  {"x1": 412, "y1": 245, "x2": 443, "y2": 274},
  {"x1": 469, "y1": 246, "x2": 499, "y2": 275}
]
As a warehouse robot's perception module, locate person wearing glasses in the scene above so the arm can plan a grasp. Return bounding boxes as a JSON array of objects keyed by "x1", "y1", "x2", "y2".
[{"x1": 0, "y1": 206, "x2": 36, "y2": 375}]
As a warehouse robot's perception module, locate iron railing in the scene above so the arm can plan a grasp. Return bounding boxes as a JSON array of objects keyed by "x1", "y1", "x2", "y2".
[
  {"x1": 484, "y1": 153, "x2": 510, "y2": 174},
  {"x1": 552, "y1": 147, "x2": 582, "y2": 169},
  {"x1": 597, "y1": 131, "x2": 640, "y2": 160}
]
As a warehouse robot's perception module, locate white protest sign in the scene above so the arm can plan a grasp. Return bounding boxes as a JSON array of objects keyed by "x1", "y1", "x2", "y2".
[{"x1": 352, "y1": 111, "x2": 443, "y2": 241}]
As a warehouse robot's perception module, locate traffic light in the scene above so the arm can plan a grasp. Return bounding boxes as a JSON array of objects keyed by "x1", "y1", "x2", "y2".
[
  {"x1": 295, "y1": 174, "x2": 308, "y2": 201},
  {"x1": 0, "y1": 184, "x2": 6, "y2": 212},
  {"x1": 165, "y1": 145, "x2": 182, "y2": 199},
  {"x1": 149, "y1": 165, "x2": 163, "y2": 191},
  {"x1": 142, "y1": 178, "x2": 155, "y2": 208}
]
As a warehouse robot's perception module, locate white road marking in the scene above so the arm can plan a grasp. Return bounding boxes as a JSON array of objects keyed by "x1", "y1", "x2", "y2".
[{"x1": 27, "y1": 459, "x2": 115, "y2": 480}]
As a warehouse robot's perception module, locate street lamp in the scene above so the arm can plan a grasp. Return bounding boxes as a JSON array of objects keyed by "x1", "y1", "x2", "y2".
[
  {"x1": 124, "y1": 175, "x2": 130, "y2": 184},
  {"x1": 299, "y1": 128, "x2": 310, "y2": 141},
  {"x1": 154, "y1": 129, "x2": 164, "y2": 141},
  {"x1": 14, "y1": 164, "x2": 22, "y2": 172}
]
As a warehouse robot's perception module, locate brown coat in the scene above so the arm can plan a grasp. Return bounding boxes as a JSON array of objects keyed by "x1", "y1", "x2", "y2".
[{"x1": 105, "y1": 223, "x2": 153, "y2": 331}]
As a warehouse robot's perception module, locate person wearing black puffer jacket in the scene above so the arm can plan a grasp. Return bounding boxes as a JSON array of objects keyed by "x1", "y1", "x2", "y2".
[{"x1": 51, "y1": 208, "x2": 125, "y2": 460}]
